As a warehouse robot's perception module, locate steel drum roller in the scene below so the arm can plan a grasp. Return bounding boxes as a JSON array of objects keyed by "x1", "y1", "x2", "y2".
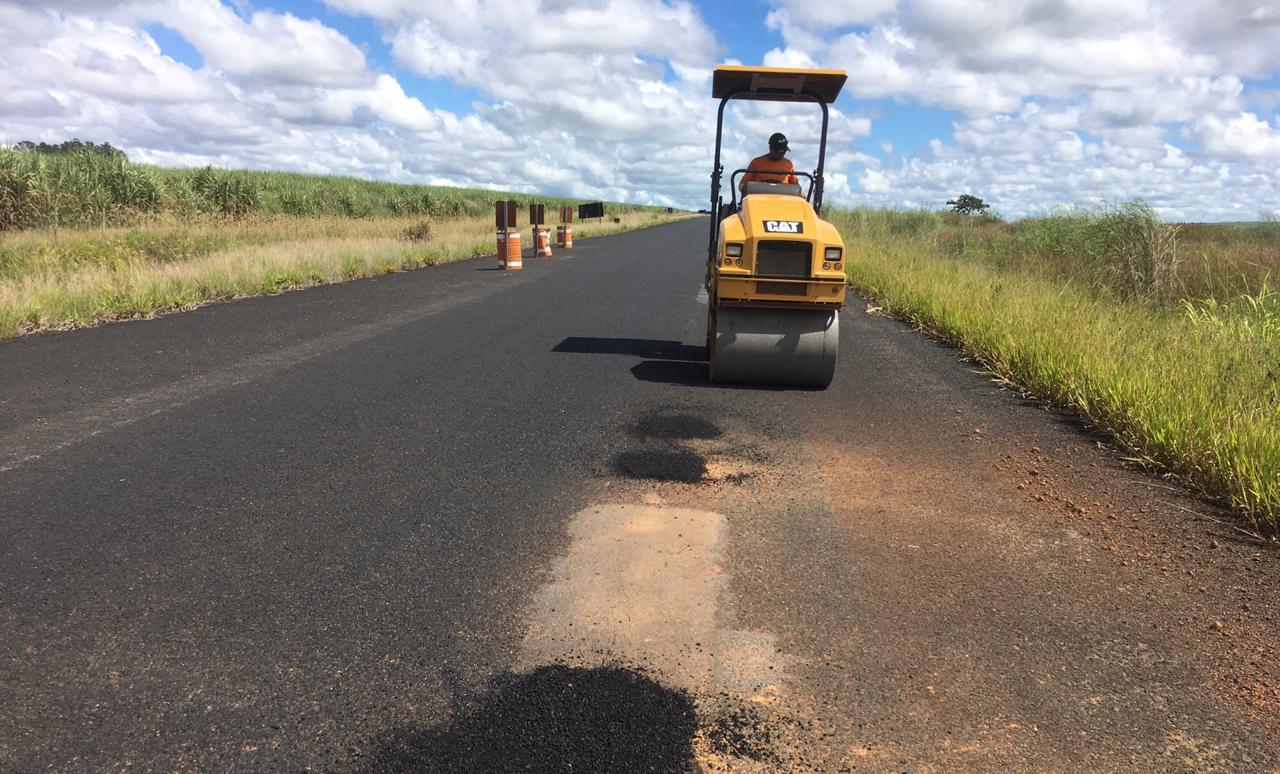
[{"x1": 710, "y1": 307, "x2": 838, "y2": 388}]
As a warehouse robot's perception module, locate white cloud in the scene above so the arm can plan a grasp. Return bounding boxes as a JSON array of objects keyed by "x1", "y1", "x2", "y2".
[
  {"x1": 1164, "y1": 0, "x2": 1280, "y2": 75},
  {"x1": 763, "y1": 0, "x2": 1280, "y2": 218},
  {"x1": 0, "y1": 0, "x2": 756, "y2": 208},
  {"x1": 1159, "y1": 143, "x2": 1191, "y2": 169},
  {"x1": 3, "y1": 0, "x2": 1278, "y2": 219},
  {"x1": 859, "y1": 168, "x2": 891, "y2": 193},
  {"x1": 830, "y1": 105, "x2": 1280, "y2": 220},
  {"x1": 0, "y1": 3, "x2": 505, "y2": 184},
  {"x1": 364, "y1": 0, "x2": 810, "y2": 206},
  {"x1": 1, "y1": 8, "x2": 218, "y2": 104},
  {"x1": 1187, "y1": 112, "x2": 1280, "y2": 161},
  {"x1": 761, "y1": 45, "x2": 817, "y2": 69},
  {"x1": 117, "y1": 0, "x2": 371, "y2": 87}
]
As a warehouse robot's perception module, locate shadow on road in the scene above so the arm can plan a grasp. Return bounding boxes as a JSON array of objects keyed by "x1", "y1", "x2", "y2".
[
  {"x1": 556, "y1": 336, "x2": 811, "y2": 391},
  {"x1": 611, "y1": 448, "x2": 708, "y2": 483},
  {"x1": 552, "y1": 337, "x2": 706, "y2": 362},
  {"x1": 630, "y1": 411, "x2": 722, "y2": 441},
  {"x1": 630, "y1": 360, "x2": 806, "y2": 391},
  {"x1": 629, "y1": 360, "x2": 708, "y2": 386},
  {"x1": 360, "y1": 665, "x2": 698, "y2": 774}
]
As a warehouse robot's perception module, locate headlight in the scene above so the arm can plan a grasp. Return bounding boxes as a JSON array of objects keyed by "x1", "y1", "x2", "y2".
[
  {"x1": 726, "y1": 243, "x2": 743, "y2": 257},
  {"x1": 824, "y1": 247, "x2": 842, "y2": 262}
]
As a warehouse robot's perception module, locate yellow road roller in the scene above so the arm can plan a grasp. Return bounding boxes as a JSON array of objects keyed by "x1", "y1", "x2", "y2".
[{"x1": 706, "y1": 66, "x2": 848, "y2": 387}]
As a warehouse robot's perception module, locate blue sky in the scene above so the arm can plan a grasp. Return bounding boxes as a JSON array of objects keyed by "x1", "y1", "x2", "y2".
[
  {"x1": 141, "y1": 0, "x2": 953, "y2": 179},
  {"x1": 153, "y1": 0, "x2": 791, "y2": 112},
  {"x1": 208, "y1": 0, "x2": 833, "y2": 113},
  {"x1": 3, "y1": 0, "x2": 1279, "y2": 220}
]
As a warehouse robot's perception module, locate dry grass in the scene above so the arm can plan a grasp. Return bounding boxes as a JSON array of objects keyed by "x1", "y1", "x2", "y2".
[
  {"x1": 836, "y1": 205, "x2": 1278, "y2": 303},
  {"x1": 1178, "y1": 222, "x2": 1280, "y2": 300},
  {"x1": 832, "y1": 206, "x2": 1280, "y2": 535},
  {"x1": 0, "y1": 210, "x2": 685, "y2": 338}
]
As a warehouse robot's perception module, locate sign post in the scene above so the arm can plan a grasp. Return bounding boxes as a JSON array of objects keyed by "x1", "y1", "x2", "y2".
[
  {"x1": 495, "y1": 201, "x2": 521, "y2": 270},
  {"x1": 557, "y1": 206, "x2": 574, "y2": 248},
  {"x1": 529, "y1": 203, "x2": 551, "y2": 258}
]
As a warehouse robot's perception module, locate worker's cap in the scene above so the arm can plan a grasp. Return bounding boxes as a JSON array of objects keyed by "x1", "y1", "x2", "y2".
[{"x1": 768, "y1": 132, "x2": 789, "y2": 151}]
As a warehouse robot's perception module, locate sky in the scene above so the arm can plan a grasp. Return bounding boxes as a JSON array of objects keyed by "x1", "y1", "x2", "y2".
[{"x1": 1, "y1": 0, "x2": 1279, "y2": 220}]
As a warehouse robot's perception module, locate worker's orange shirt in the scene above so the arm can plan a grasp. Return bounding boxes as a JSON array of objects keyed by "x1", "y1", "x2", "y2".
[{"x1": 741, "y1": 154, "x2": 798, "y2": 186}]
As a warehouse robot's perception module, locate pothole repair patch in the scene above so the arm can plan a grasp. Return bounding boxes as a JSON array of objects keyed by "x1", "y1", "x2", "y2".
[
  {"x1": 517, "y1": 503, "x2": 791, "y2": 770},
  {"x1": 610, "y1": 409, "x2": 768, "y2": 487}
]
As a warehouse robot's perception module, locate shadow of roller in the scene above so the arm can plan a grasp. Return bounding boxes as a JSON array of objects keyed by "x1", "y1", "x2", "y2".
[
  {"x1": 630, "y1": 360, "x2": 813, "y2": 391},
  {"x1": 552, "y1": 337, "x2": 706, "y2": 362}
]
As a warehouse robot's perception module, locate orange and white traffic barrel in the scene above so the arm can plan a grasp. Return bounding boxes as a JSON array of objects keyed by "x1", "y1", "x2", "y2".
[
  {"x1": 497, "y1": 230, "x2": 521, "y2": 270},
  {"x1": 536, "y1": 227, "x2": 552, "y2": 258},
  {"x1": 506, "y1": 231, "x2": 522, "y2": 269}
]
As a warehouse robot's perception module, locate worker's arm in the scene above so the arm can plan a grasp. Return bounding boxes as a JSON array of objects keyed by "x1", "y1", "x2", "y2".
[
  {"x1": 782, "y1": 160, "x2": 798, "y2": 186},
  {"x1": 740, "y1": 156, "x2": 770, "y2": 193}
]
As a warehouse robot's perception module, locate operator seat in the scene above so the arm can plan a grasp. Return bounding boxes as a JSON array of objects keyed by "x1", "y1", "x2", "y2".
[{"x1": 743, "y1": 181, "x2": 804, "y2": 197}]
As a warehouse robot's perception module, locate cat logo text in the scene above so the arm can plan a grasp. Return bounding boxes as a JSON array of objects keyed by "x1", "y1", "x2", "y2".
[{"x1": 763, "y1": 220, "x2": 803, "y2": 234}]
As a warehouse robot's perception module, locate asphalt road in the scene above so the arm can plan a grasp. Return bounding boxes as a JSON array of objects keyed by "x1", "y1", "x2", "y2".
[{"x1": 2, "y1": 218, "x2": 1278, "y2": 772}]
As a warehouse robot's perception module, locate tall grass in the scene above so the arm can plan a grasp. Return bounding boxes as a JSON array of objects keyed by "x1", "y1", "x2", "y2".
[
  {"x1": 833, "y1": 204, "x2": 1280, "y2": 535},
  {"x1": 0, "y1": 147, "x2": 654, "y2": 230},
  {"x1": 1179, "y1": 221, "x2": 1280, "y2": 300}
]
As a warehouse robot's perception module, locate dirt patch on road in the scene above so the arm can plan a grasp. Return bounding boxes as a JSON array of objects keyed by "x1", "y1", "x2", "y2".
[
  {"x1": 979, "y1": 433, "x2": 1280, "y2": 737},
  {"x1": 808, "y1": 419, "x2": 1280, "y2": 771}
]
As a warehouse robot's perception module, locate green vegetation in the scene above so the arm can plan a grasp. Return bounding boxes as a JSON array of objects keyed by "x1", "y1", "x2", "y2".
[
  {"x1": 1, "y1": 145, "x2": 651, "y2": 230},
  {"x1": 0, "y1": 146, "x2": 684, "y2": 338},
  {"x1": 945, "y1": 193, "x2": 990, "y2": 216},
  {"x1": 832, "y1": 203, "x2": 1280, "y2": 536},
  {"x1": 11, "y1": 139, "x2": 127, "y2": 158}
]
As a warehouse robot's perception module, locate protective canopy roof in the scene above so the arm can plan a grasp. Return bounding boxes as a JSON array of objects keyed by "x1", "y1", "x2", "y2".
[{"x1": 712, "y1": 66, "x2": 847, "y2": 104}]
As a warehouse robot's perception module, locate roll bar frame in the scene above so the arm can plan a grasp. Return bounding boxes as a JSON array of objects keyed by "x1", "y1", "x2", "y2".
[{"x1": 708, "y1": 90, "x2": 830, "y2": 260}]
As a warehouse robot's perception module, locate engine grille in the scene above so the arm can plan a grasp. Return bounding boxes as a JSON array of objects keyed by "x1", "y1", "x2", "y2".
[
  {"x1": 756, "y1": 281, "x2": 808, "y2": 296},
  {"x1": 755, "y1": 240, "x2": 812, "y2": 278}
]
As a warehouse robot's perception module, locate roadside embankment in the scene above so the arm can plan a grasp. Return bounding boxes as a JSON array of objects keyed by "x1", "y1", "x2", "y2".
[
  {"x1": 0, "y1": 211, "x2": 685, "y2": 340},
  {"x1": 832, "y1": 205, "x2": 1280, "y2": 535},
  {"x1": 0, "y1": 148, "x2": 692, "y2": 337}
]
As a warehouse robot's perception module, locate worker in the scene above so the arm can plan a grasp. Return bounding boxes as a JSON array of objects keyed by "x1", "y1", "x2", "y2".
[{"x1": 740, "y1": 132, "x2": 799, "y2": 193}]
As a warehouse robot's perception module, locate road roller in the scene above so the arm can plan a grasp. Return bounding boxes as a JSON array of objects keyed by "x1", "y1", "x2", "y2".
[{"x1": 705, "y1": 66, "x2": 848, "y2": 387}]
